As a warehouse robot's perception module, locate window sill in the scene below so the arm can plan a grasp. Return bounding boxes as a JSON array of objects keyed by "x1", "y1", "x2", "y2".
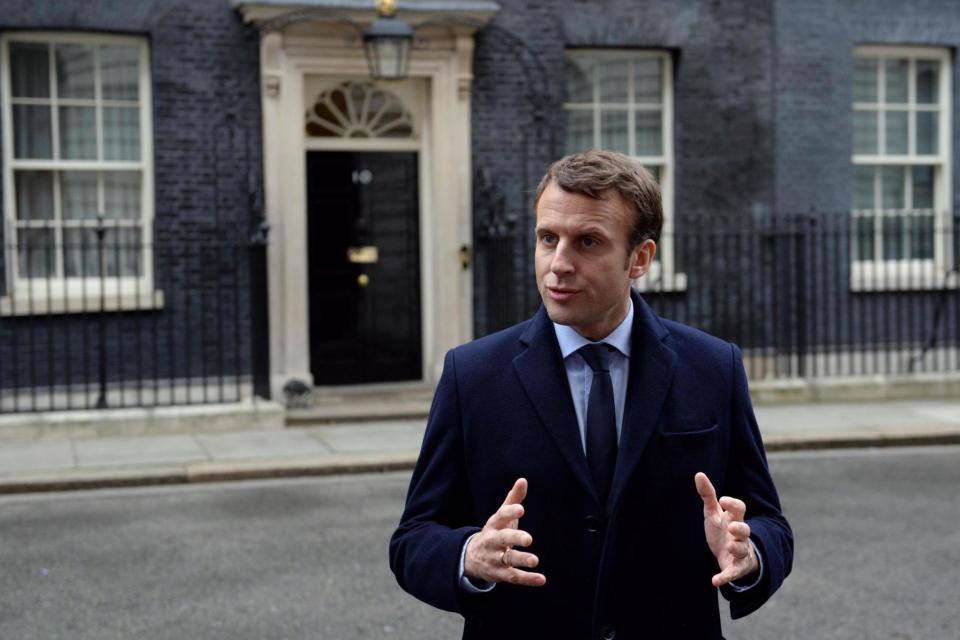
[
  {"x1": 0, "y1": 290, "x2": 165, "y2": 316},
  {"x1": 634, "y1": 271, "x2": 688, "y2": 293},
  {"x1": 849, "y1": 265, "x2": 960, "y2": 292}
]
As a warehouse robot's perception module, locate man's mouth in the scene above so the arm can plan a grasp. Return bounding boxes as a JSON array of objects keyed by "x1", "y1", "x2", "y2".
[{"x1": 546, "y1": 287, "x2": 579, "y2": 302}]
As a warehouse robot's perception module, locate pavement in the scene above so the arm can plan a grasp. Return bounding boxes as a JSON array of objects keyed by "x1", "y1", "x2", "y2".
[{"x1": 0, "y1": 399, "x2": 958, "y2": 494}]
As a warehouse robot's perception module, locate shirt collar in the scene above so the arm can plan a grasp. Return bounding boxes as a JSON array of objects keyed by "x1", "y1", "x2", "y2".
[{"x1": 553, "y1": 297, "x2": 633, "y2": 359}]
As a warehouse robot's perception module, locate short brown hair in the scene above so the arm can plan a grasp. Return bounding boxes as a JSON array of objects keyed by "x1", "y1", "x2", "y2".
[{"x1": 534, "y1": 150, "x2": 663, "y2": 247}]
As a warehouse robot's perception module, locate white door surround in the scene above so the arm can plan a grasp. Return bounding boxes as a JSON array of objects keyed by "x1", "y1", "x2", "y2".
[{"x1": 237, "y1": 4, "x2": 496, "y2": 398}]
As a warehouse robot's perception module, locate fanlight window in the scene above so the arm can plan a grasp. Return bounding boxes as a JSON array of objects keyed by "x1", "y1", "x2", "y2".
[{"x1": 305, "y1": 81, "x2": 414, "y2": 139}]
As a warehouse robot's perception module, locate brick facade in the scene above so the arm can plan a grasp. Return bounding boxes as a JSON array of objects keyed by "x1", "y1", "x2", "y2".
[{"x1": 0, "y1": 0, "x2": 262, "y2": 403}]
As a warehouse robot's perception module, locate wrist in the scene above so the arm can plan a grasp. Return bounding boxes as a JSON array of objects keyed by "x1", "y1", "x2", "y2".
[{"x1": 463, "y1": 533, "x2": 480, "y2": 579}]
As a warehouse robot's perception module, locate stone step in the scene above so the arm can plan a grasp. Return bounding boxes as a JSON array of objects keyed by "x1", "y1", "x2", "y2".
[{"x1": 285, "y1": 386, "x2": 434, "y2": 426}]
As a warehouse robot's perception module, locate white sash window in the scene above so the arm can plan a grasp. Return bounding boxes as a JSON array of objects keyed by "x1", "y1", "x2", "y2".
[
  {"x1": 563, "y1": 50, "x2": 684, "y2": 291},
  {"x1": 851, "y1": 46, "x2": 953, "y2": 291},
  {"x1": 2, "y1": 33, "x2": 157, "y2": 314}
]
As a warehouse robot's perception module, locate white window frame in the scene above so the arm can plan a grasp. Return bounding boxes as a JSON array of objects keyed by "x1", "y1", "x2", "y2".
[
  {"x1": 563, "y1": 49, "x2": 685, "y2": 292},
  {"x1": 851, "y1": 45, "x2": 954, "y2": 291},
  {"x1": 1, "y1": 31, "x2": 161, "y2": 315}
]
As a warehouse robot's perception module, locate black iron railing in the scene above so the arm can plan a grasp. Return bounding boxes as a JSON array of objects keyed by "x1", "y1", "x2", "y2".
[
  {"x1": 0, "y1": 233, "x2": 269, "y2": 413},
  {"x1": 643, "y1": 210, "x2": 960, "y2": 380},
  {"x1": 1, "y1": 210, "x2": 958, "y2": 414}
]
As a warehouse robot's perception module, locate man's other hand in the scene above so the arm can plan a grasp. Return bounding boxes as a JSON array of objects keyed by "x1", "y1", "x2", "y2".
[
  {"x1": 695, "y1": 472, "x2": 760, "y2": 587},
  {"x1": 464, "y1": 478, "x2": 547, "y2": 587}
]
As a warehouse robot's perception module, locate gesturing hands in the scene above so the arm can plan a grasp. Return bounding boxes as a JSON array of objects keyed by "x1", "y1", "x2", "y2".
[
  {"x1": 695, "y1": 472, "x2": 760, "y2": 588},
  {"x1": 464, "y1": 478, "x2": 546, "y2": 587}
]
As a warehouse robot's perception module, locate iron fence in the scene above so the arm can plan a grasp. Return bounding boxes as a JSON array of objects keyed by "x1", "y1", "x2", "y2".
[
  {"x1": 644, "y1": 210, "x2": 960, "y2": 380},
  {"x1": 0, "y1": 232, "x2": 268, "y2": 413},
  {"x1": 2, "y1": 210, "x2": 958, "y2": 415}
]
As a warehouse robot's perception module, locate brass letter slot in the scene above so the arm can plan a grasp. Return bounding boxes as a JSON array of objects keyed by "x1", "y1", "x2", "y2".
[{"x1": 347, "y1": 246, "x2": 379, "y2": 264}]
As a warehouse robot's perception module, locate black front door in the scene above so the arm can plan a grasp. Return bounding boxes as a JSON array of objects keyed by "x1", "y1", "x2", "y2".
[{"x1": 307, "y1": 151, "x2": 422, "y2": 385}]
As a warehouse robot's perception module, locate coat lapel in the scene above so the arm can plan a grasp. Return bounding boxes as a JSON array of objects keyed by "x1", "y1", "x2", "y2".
[
  {"x1": 608, "y1": 291, "x2": 678, "y2": 510},
  {"x1": 513, "y1": 307, "x2": 600, "y2": 504}
]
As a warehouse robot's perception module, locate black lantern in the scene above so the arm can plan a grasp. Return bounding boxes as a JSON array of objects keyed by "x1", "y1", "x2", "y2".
[{"x1": 363, "y1": 0, "x2": 414, "y2": 80}]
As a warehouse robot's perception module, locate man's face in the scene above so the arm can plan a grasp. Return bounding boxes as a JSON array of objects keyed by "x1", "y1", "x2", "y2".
[{"x1": 534, "y1": 181, "x2": 655, "y2": 341}]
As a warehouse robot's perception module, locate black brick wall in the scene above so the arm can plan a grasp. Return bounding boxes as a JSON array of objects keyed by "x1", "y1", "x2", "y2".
[
  {"x1": 0, "y1": 0, "x2": 262, "y2": 403},
  {"x1": 470, "y1": 0, "x2": 777, "y2": 336},
  {"x1": 1, "y1": 0, "x2": 958, "y2": 397},
  {"x1": 470, "y1": 0, "x2": 959, "y2": 364},
  {"x1": 775, "y1": 0, "x2": 960, "y2": 212}
]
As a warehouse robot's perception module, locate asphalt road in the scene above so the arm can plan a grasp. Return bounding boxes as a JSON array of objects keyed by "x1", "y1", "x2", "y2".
[{"x1": 0, "y1": 446, "x2": 958, "y2": 640}]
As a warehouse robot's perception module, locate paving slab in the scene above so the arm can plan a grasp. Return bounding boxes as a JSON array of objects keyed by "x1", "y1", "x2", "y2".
[
  {"x1": 0, "y1": 440, "x2": 74, "y2": 474},
  {"x1": 754, "y1": 400, "x2": 960, "y2": 435},
  {"x1": 73, "y1": 434, "x2": 208, "y2": 468},
  {"x1": 310, "y1": 420, "x2": 425, "y2": 454},
  {"x1": 195, "y1": 430, "x2": 333, "y2": 461},
  {"x1": 913, "y1": 405, "x2": 960, "y2": 424}
]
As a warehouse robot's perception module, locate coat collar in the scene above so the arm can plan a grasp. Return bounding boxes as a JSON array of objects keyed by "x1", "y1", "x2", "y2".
[{"x1": 513, "y1": 290, "x2": 677, "y2": 510}]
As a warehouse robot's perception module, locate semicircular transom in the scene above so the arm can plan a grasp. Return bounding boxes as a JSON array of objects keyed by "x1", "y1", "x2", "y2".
[{"x1": 305, "y1": 80, "x2": 415, "y2": 140}]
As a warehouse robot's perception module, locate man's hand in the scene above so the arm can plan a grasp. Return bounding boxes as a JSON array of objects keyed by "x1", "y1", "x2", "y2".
[
  {"x1": 695, "y1": 472, "x2": 760, "y2": 587},
  {"x1": 464, "y1": 478, "x2": 546, "y2": 587}
]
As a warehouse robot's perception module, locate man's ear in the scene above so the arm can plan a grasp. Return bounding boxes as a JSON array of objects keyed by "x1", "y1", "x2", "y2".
[{"x1": 629, "y1": 239, "x2": 657, "y2": 279}]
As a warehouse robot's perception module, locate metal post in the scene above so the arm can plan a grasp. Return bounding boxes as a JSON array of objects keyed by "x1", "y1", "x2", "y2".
[
  {"x1": 249, "y1": 221, "x2": 271, "y2": 399},
  {"x1": 96, "y1": 215, "x2": 108, "y2": 409},
  {"x1": 794, "y1": 214, "x2": 810, "y2": 378}
]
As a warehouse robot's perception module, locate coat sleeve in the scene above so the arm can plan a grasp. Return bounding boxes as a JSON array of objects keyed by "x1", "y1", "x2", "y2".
[
  {"x1": 389, "y1": 349, "x2": 481, "y2": 613},
  {"x1": 720, "y1": 344, "x2": 794, "y2": 618}
]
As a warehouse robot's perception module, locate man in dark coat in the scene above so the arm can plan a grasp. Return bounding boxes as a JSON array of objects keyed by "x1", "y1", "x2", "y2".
[{"x1": 390, "y1": 150, "x2": 793, "y2": 639}]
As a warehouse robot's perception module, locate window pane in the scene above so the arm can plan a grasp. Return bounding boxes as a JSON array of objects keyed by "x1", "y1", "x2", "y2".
[
  {"x1": 881, "y1": 215, "x2": 904, "y2": 260},
  {"x1": 565, "y1": 56, "x2": 594, "y2": 104},
  {"x1": 69, "y1": 227, "x2": 142, "y2": 277},
  {"x1": 115, "y1": 227, "x2": 142, "y2": 276},
  {"x1": 101, "y1": 46, "x2": 139, "y2": 101},
  {"x1": 880, "y1": 166, "x2": 905, "y2": 210},
  {"x1": 916, "y1": 61, "x2": 939, "y2": 104},
  {"x1": 853, "y1": 110, "x2": 878, "y2": 154},
  {"x1": 634, "y1": 110, "x2": 662, "y2": 156},
  {"x1": 17, "y1": 228, "x2": 56, "y2": 278},
  {"x1": 600, "y1": 110, "x2": 629, "y2": 154},
  {"x1": 883, "y1": 59, "x2": 908, "y2": 104},
  {"x1": 15, "y1": 171, "x2": 54, "y2": 221},
  {"x1": 61, "y1": 171, "x2": 99, "y2": 220},
  {"x1": 853, "y1": 58, "x2": 877, "y2": 103},
  {"x1": 911, "y1": 166, "x2": 934, "y2": 209},
  {"x1": 634, "y1": 58, "x2": 662, "y2": 104},
  {"x1": 55, "y1": 44, "x2": 95, "y2": 99},
  {"x1": 853, "y1": 215, "x2": 875, "y2": 261},
  {"x1": 641, "y1": 165, "x2": 661, "y2": 184},
  {"x1": 104, "y1": 171, "x2": 141, "y2": 220},
  {"x1": 915, "y1": 111, "x2": 938, "y2": 154},
  {"x1": 63, "y1": 228, "x2": 98, "y2": 277},
  {"x1": 884, "y1": 110, "x2": 908, "y2": 154},
  {"x1": 10, "y1": 42, "x2": 50, "y2": 98},
  {"x1": 907, "y1": 214, "x2": 934, "y2": 260},
  {"x1": 565, "y1": 109, "x2": 594, "y2": 154},
  {"x1": 13, "y1": 104, "x2": 52, "y2": 159},
  {"x1": 599, "y1": 59, "x2": 629, "y2": 103},
  {"x1": 103, "y1": 107, "x2": 140, "y2": 161},
  {"x1": 853, "y1": 166, "x2": 874, "y2": 209},
  {"x1": 59, "y1": 106, "x2": 97, "y2": 159}
]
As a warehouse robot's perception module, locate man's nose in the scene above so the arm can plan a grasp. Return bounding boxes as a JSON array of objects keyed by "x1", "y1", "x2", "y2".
[{"x1": 550, "y1": 240, "x2": 575, "y2": 274}]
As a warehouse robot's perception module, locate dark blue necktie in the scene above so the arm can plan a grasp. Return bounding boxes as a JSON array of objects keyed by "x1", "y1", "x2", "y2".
[{"x1": 578, "y1": 343, "x2": 618, "y2": 505}]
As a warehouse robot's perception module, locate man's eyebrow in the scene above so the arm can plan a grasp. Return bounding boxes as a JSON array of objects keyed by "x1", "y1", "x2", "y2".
[{"x1": 578, "y1": 226, "x2": 610, "y2": 237}]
